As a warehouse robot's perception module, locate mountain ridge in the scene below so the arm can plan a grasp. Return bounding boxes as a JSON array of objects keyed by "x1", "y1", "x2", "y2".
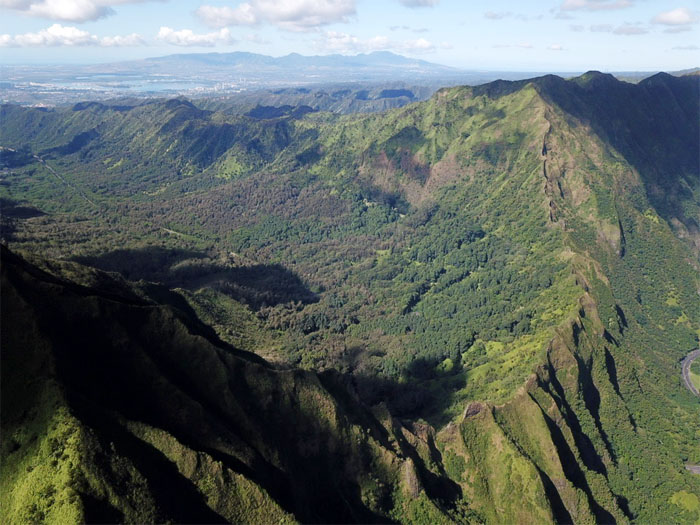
[
  {"x1": 145, "y1": 50, "x2": 457, "y2": 70},
  {"x1": 0, "y1": 243, "x2": 622, "y2": 523}
]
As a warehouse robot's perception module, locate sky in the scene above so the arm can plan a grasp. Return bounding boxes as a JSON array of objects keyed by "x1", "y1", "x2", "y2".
[{"x1": 0, "y1": 0, "x2": 698, "y2": 71}]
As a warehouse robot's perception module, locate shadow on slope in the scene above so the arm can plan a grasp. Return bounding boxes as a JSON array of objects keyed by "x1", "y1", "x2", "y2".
[
  {"x1": 74, "y1": 246, "x2": 318, "y2": 310},
  {"x1": 0, "y1": 198, "x2": 46, "y2": 243},
  {"x1": 0, "y1": 198, "x2": 46, "y2": 219},
  {"x1": 1, "y1": 245, "x2": 457, "y2": 524},
  {"x1": 0, "y1": 147, "x2": 35, "y2": 168},
  {"x1": 350, "y1": 357, "x2": 468, "y2": 430}
]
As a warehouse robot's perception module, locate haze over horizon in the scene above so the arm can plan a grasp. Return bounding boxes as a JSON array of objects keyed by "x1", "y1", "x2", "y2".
[{"x1": 0, "y1": 0, "x2": 698, "y2": 72}]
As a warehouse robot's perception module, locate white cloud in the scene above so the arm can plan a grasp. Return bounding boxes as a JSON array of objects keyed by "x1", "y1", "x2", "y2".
[
  {"x1": 398, "y1": 0, "x2": 438, "y2": 7},
  {"x1": 0, "y1": 23, "x2": 145, "y2": 46},
  {"x1": 493, "y1": 42, "x2": 533, "y2": 49},
  {"x1": 664, "y1": 25, "x2": 691, "y2": 33},
  {"x1": 588, "y1": 22, "x2": 649, "y2": 34},
  {"x1": 560, "y1": 0, "x2": 632, "y2": 11},
  {"x1": 484, "y1": 11, "x2": 510, "y2": 20},
  {"x1": 403, "y1": 37, "x2": 434, "y2": 52},
  {"x1": 0, "y1": 0, "x2": 159, "y2": 23},
  {"x1": 570, "y1": 24, "x2": 585, "y2": 31},
  {"x1": 317, "y1": 31, "x2": 387, "y2": 52},
  {"x1": 157, "y1": 26, "x2": 236, "y2": 47},
  {"x1": 389, "y1": 25, "x2": 427, "y2": 32},
  {"x1": 612, "y1": 24, "x2": 647, "y2": 35},
  {"x1": 11, "y1": 23, "x2": 96, "y2": 45},
  {"x1": 548, "y1": 44, "x2": 564, "y2": 50},
  {"x1": 196, "y1": 0, "x2": 356, "y2": 32},
  {"x1": 554, "y1": 11, "x2": 574, "y2": 19},
  {"x1": 196, "y1": 5, "x2": 256, "y2": 27},
  {"x1": 672, "y1": 44, "x2": 698, "y2": 50},
  {"x1": 315, "y1": 30, "x2": 439, "y2": 54},
  {"x1": 100, "y1": 32, "x2": 145, "y2": 46},
  {"x1": 651, "y1": 7, "x2": 698, "y2": 26}
]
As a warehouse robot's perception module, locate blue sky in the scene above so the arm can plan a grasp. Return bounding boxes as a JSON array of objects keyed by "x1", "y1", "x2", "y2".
[{"x1": 0, "y1": 0, "x2": 698, "y2": 71}]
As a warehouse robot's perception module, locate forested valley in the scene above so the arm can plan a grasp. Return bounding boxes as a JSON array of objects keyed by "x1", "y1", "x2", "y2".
[{"x1": 1, "y1": 71, "x2": 699, "y2": 524}]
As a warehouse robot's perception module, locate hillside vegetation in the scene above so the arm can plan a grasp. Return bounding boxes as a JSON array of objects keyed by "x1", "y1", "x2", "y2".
[{"x1": 1, "y1": 71, "x2": 699, "y2": 523}]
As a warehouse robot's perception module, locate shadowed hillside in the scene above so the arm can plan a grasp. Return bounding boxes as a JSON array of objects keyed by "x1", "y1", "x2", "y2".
[{"x1": 1, "y1": 245, "x2": 468, "y2": 523}]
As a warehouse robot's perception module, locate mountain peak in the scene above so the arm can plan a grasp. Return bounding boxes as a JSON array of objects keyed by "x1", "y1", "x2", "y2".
[
  {"x1": 571, "y1": 70, "x2": 619, "y2": 88},
  {"x1": 366, "y1": 51, "x2": 402, "y2": 58},
  {"x1": 638, "y1": 71, "x2": 676, "y2": 87}
]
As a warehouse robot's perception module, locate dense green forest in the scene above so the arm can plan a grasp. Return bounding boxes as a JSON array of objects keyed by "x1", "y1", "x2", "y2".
[{"x1": 1, "y1": 71, "x2": 699, "y2": 524}]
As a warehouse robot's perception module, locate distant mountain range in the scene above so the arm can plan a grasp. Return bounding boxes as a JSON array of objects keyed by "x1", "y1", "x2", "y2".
[
  {"x1": 145, "y1": 50, "x2": 458, "y2": 74},
  {"x1": 88, "y1": 50, "x2": 475, "y2": 85},
  {"x1": 1, "y1": 50, "x2": 697, "y2": 107}
]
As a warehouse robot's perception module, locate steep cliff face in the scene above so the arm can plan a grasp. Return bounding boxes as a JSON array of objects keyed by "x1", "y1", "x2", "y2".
[{"x1": 426, "y1": 72, "x2": 700, "y2": 524}]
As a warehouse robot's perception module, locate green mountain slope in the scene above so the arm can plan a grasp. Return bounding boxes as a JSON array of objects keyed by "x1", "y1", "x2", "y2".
[
  {"x1": 2, "y1": 72, "x2": 699, "y2": 523},
  {"x1": 1, "y1": 245, "x2": 468, "y2": 524}
]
